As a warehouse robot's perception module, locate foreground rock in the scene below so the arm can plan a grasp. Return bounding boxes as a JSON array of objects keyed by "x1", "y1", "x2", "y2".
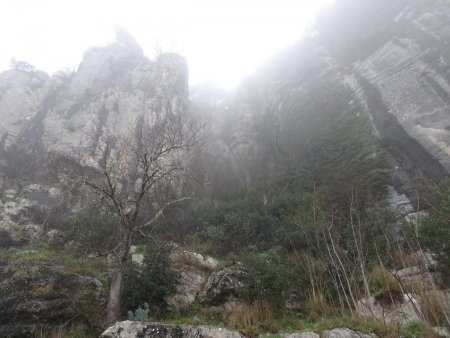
[
  {"x1": 0, "y1": 260, "x2": 105, "y2": 337},
  {"x1": 280, "y1": 333, "x2": 319, "y2": 338},
  {"x1": 322, "y1": 328, "x2": 377, "y2": 338},
  {"x1": 100, "y1": 321, "x2": 244, "y2": 338},
  {"x1": 101, "y1": 323, "x2": 379, "y2": 338}
]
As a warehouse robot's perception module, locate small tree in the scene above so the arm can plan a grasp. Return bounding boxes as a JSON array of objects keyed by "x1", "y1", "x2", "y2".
[{"x1": 77, "y1": 113, "x2": 200, "y2": 325}]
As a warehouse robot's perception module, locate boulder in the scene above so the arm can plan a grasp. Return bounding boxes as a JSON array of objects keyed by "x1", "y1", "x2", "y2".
[
  {"x1": 199, "y1": 263, "x2": 247, "y2": 306},
  {"x1": 322, "y1": 328, "x2": 377, "y2": 338},
  {"x1": 356, "y1": 293, "x2": 425, "y2": 325},
  {"x1": 283, "y1": 333, "x2": 320, "y2": 338},
  {"x1": 165, "y1": 248, "x2": 219, "y2": 310},
  {"x1": 0, "y1": 196, "x2": 42, "y2": 241},
  {"x1": 262, "y1": 334, "x2": 319, "y2": 338},
  {"x1": 0, "y1": 260, "x2": 105, "y2": 337},
  {"x1": 100, "y1": 321, "x2": 245, "y2": 338},
  {"x1": 395, "y1": 266, "x2": 442, "y2": 291}
]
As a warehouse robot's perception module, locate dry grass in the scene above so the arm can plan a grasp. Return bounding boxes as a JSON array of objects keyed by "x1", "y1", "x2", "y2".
[
  {"x1": 306, "y1": 291, "x2": 336, "y2": 321},
  {"x1": 368, "y1": 264, "x2": 400, "y2": 295},
  {"x1": 417, "y1": 288, "x2": 450, "y2": 327},
  {"x1": 35, "y1": 325, "x2": 96, "y2": 338},
  {"x1": 227, "y1": 299, "x2": 278, "y2": 332}
]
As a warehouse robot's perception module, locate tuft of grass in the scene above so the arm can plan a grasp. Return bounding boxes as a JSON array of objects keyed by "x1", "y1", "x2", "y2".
[
  {"x1": 403, "y1": 321, "x2": 430, "y2": 338},
  {"x1": 37, "y1": 324, "x2": 97, "y2": 338},
  {"x1": 368, "y1": 264, "x2": 400, "y2": 296},
  {"x1": 0, "y1": 191, "x2": 18, "y2": 203},
  {"x1": 0, "y1": 242, "x2": 108, "y2": 284}
]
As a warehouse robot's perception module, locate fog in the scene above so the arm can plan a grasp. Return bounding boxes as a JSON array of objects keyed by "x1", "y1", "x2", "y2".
[{"x1": 0, "y1": 0, "x2": 333, "y2": 89}]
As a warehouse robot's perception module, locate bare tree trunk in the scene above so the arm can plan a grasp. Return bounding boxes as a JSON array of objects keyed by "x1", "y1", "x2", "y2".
[
  {"x1": 106, "y1": 234, "x2": 131, "y2": 326},
  {"x1": 107, "y1": 264, "x2": 124, "y2": 325}
]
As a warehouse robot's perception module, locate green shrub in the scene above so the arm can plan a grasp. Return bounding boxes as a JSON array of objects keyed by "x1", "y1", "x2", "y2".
[
  {"x1": 368, "y1": 264, "x2": 400, "y2": 296},
  {"x1": 419, "y1": 179, "x2": 450, "y2": 284},
  {"x1": 121, "y1": 240, "x2": 178, "y2": 318},
  {"x1": 127, "y1": 303, "x2": 150, "y2": 321},
  {"x1": 56, "y1": 210, "x2": 120, "y2": 254},
  {"x1": 240, "y1": 249, "x2": 295, "y2": 308},
  {"x1": 186, "y1": 191, "x2": 277, "y2": 255},
  {"x1": 403, "y1": 321, "x2": 427, "y2": 338}
]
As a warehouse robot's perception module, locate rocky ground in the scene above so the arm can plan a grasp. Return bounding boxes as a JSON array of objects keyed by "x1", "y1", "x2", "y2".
[{"x1": 100, "y1": 321, "x2": 379, "y2": 338}]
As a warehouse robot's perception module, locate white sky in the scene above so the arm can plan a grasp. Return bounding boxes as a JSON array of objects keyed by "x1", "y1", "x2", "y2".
[{"x1": 0, "y1": 0, "x2": 333, "y2": 89}]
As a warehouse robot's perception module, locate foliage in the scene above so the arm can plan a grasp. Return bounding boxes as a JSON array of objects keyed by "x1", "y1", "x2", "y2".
[
  {"x1": 56, "y1": 211, "x2": 120, "y2": 255},
  {"x1": 0, "y1": 191, "x2": 17, "y2": 203},
  {"x1": 419, "y1": 178, "x2": 450, "y2": 284},
  {"x1": 227, "y1": 299, "x2": 277, "y2": 333},
  {"x1": 37, "y1": 324, "x2": 98, "y2": 338},
  {"x1": 0, "y1": 241, "x2": 108, "y2": 283},
  {"x1": 403, "y1": 321, "x2": 427, "y2": 338},
  {"x1": 127, "y1": 303, "x2": 150, "y2": 321},
  {"x1": 368, "y1": 264, "x2": 400, "y2": 296},
  {"x1": 121, "y1": 240, "x2": 178, "y2": 318},
  {"x1": 186, "y1": 191, "x2": 277, "y2": 254},
  {"x1": 239, "y1": 249, "x2": 295, "y2": 307}
]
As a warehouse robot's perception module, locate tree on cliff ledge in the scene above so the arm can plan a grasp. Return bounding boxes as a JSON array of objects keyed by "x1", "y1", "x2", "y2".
[{"x1": 78, "y1": 114, "x2": 200, "y2": 325}]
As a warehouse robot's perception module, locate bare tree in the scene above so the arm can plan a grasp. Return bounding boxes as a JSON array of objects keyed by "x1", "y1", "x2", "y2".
[{"x1": 77, "y1": 114, "x2": 200, "y2": 325}]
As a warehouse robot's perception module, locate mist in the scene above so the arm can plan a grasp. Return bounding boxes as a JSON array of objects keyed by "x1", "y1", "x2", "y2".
[{"x1": 0, "y1": 0, "x2": 333, "y2": 89}]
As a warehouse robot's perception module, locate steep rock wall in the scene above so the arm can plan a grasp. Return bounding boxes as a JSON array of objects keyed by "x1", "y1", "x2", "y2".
[
  {"x1": 196, "y1": 0, "x2": 450, "y2": 203},
  {"x1": 0, "y1": 36, "x2": 189, "y2": 168}
]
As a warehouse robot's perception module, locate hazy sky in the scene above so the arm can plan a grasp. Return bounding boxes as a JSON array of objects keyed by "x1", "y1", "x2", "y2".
[{"x1": 0, "y1": 0, "x2": 333, "y2": 89}]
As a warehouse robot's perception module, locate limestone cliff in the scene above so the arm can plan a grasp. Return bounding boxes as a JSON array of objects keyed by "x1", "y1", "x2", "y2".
[
  {"x1": 0, "y1": 32, "x2": 188, "y2": 169},
  {"x1": 195, "y1": 0, "x2": 450, "y2": 203}
]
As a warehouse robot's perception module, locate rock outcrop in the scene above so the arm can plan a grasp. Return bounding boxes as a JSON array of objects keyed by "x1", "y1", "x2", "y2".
[
  {"x1": 166, "y1": 248, "x2": 219, "y2": 310},
  {"x1": 0, "y1": 31, "x2": 190, "y2": 240},
  {"x1": 0, "y1": 30, "x2": 189, "y2": 174},
  {"x1": 0, "y1": 260, "x2": 105, "y2": 337},
  {"x1": 100, "y1": 321, "x2": 245, "y2": 338},
  {"x1": 356, "y1": 293, "x2": 425, "y2": 325},
  {"x1": 199, "y1": 263, "x2": 247, "y2": 307},
  {"x1": 0, "y1": 184, "x2": 67, "y2": 242},
  {"x1": 194, "y1": 0, "x2": 450, "y2": 204}
]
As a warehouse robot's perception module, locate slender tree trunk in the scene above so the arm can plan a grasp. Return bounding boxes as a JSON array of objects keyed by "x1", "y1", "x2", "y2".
[
  {"x1": 106, "y1": 264, "x2": 124, "y2": 325},
  {"x1": 106, "y1": 232, "x2": 132, "y2": 326}
]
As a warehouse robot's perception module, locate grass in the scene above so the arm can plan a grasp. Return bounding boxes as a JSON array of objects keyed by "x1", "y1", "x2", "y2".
[
  {"x1": 0, "y1": 191, "x2": 17, "y2": 203},
  {"x1": 37, "y1": 324, "x2": 98, "y2": 338},
  {"x1": 0, "y1": 241, "x2": 109, "y2": 284},
  {"x1": 163, "y1": 304, "x2": 409, "y2": 338}
]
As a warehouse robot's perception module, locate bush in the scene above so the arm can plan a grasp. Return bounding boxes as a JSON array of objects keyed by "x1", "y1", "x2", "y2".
[
  {"x1": 127, "y1": 303, "x2": 150, "y2": 321},
  {"x1": 121, "y1": 240, "x2": 178, "y2": 318},
  {"x1": 368, "y1": 264, "x2": 400, "y2": 296},
  {"x1": 56, "y1": 210, "x2": 120, "y2": 254},
  {"x1": 186, "y1": 191, "x2": 277, "y2": 255},
  {"x1": 239, "y1": 249, "x2": 295, "y2": 308},
  {"x1": 419, "y1": 179, "x2": 450, "y2": 284},
  {"x1": 403, "y1": 321, "x2": 427, "y2": 338}
]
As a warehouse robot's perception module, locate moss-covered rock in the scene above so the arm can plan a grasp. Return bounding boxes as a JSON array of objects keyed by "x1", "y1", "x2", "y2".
[{"x1": 0, "y1": 260, "x2": 106, "y2": 337}]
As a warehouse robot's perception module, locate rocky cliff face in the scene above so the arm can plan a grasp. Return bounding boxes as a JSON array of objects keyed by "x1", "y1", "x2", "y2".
[
  {"x1": 0, "y1": 32, "x2": 188, "y2": 169},
  {"x1": 196, "y1": 0, "x2": 450, "y2": 204},
  {"x1": 341, "y1": 1, "x2": 450, "y2": 189},
  {"x1": 1, "y1": 1, "x2": 448, "y2": 205}
]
